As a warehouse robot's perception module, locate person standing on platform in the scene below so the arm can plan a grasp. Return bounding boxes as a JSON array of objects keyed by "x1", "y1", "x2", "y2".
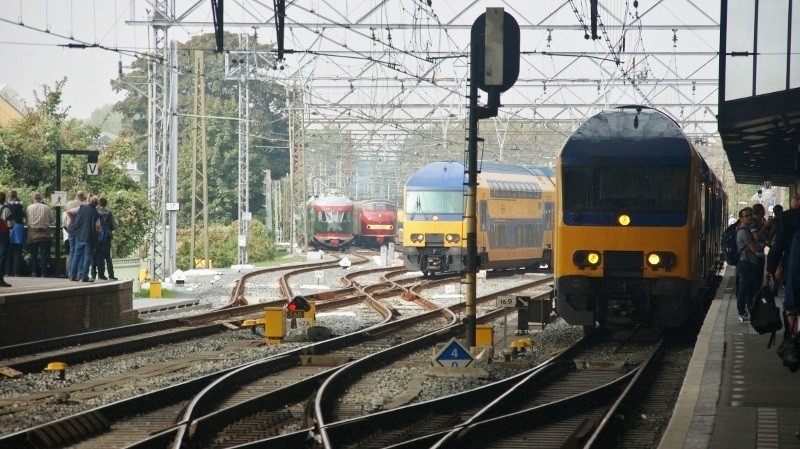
[
  {"x1": 0, "y1": 191, "x2": 13, "y2": 287},
  {"x1": 92, "y1": 197, "x2": 117, "y2": 281},
  {"x1": 772, "y1": 194, "x2": 800, "y2": 340},
  {"x1": 66, "y1": 196, "x2": 100, "y2": 282},
  {"x1": 735, "y1": 207, "x2": 760, "y2": 323},
  {"x1": 63, "y1": 190, "x2": 86, "y2": 275},
  {"x1": 5, "y1": 190, "x2": 25, "y2": 277},
  {"x1": 750, "y1": 203, "x2": 768, "y2": 285},
  {"x1": 765, "y1": 204, "x2": 784, "y2": 294},
  {"x1": 26, "y1": 193, "x2": 54, "y2": 277}
]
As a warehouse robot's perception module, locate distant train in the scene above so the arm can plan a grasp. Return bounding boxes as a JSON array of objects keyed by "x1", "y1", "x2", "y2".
[
  {"x1": 402, "y1": 161, "x2": 556, "y2": 276},
  {"x1": 553, "y1": 106, "x2": 727, "y2": 334},
  {"x1": 306, "y1": 196, "x2": 355, "y2": 250},
  {"x1": 352, "y1": 199, "x2": 398, "y2": 247}
]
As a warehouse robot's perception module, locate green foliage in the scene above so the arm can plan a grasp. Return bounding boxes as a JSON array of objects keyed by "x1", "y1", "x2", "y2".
[
  {"x1": 0, "y1": 79, "x2": 97, "y2": 189},
  {"x1": 175, "y1": 219, "x2": 277, "y2": 270},
  {"x1": 112, "y1": 32, "x2": 289, "y2": 228},
  {"x1": 86, "y1": 105, "x2": 124, "y2": 134},
  {"x1": 137, "y1": 287, "x2": 178, "y2": 299},
  {"x1": 0, "y1": 80, "x2": 152, "y2": 259}
]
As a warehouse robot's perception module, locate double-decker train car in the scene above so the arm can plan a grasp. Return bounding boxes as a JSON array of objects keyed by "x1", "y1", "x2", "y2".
[
  {"x1": 554, "y1": 106, "x2": 727, "y2": 334},
  {"x1": 403, "y1": 161, "x2": 556, "y2": 276},
  {"x1": 353, "y1": 199, "x2": 398, "y2": 247},
  {"x1": 306, "y1": 196, "x2": 355, "y2": 250}
]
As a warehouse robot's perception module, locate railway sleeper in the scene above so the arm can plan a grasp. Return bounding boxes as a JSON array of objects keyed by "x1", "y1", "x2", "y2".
[{"x1": 30, "y1": 411, "x2": 110, "y2": 448}]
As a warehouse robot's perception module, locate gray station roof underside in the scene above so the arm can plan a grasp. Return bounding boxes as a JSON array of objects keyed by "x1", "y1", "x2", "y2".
[
  {"x1": 718, "y1": 89, "x2": 800, "y2": 188},
  {"x1": 717, "y1": 0, "x2": 800, "y2": 187}
]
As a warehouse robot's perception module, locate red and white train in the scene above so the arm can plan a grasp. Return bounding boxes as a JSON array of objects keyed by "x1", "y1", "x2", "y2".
[
  {"x1": 353, "y1": 199, "x2": 398, "y2": 247},
  {"x1": 305, "y1": 196, "x2": 398, "y2": 250}
]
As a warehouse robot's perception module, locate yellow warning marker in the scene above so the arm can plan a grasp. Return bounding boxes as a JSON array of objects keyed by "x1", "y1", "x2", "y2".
[
  {"x1": 509, "y1": 338, "x2": 534, "y2": 353},
  {"x1": 0, "y1": 367, "x2": 22, "y2": 378},
  {"x1": 518, "y1": 338, "x2": 534, "y2": 347},
  {"x1": 44, "y1": 362, "x2": 68, "y2": 380}
]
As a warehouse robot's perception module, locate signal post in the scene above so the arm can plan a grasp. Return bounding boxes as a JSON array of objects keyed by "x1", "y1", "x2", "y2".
[
  {"x1": 465, "y1": 9, "x2": 519, "y2": 346},
  {"x1": 247, "y1": 296, "x2": 315, "y2": 344}
]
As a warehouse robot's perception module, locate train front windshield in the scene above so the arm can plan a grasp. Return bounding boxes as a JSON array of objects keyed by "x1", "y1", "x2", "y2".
[
  {"x1": 562, "y1": 165, "x2": 688, "y2": 213},
  {"x1": 316, "y1": 210, "x2": 352, "y2": 232},
  {"x1": 405, "y1": 191, "x2": 465, "y2": 216},
  {"x1": 364, "y1": 202, "x2": 397, "y2": 211}
]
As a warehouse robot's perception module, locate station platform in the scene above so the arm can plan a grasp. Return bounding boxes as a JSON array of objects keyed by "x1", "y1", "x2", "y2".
[
  {"x1": 0, "y1": 275, "x2": 204, "y2": 310},
  {"x1": 660, "y1": 266, "x2": 800, "y2": 448},
  {"x1": 0, "y1": 275, "x2": 212, "y2": 344},
  {"x1": 132, "y1": 293, "x2": 206, "y2": 316}
]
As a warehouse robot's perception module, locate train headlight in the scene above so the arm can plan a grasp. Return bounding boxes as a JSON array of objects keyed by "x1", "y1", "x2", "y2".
[
  {"x1": 573, "y1": 250, "x2": 602, "y2": 269},
  {"x1": 445, "y1": 234, "x2": 460, "y2": 243},
  {"x1": 410, "y1": 233, "x2": 424, "y2": 243},
  {"x1": 618, "y1": 214, "x2": 631, "y2": 226},
  {"x1": 646, "y1": 251, "x2": 676, "y2": 270}
]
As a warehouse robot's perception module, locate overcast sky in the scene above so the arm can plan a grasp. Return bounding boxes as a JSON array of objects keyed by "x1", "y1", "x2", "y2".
[
  {"x1": 0, "y1": 0, "x2": 719, "y2": 118},
  {"x1": 0, "y1": 1, "x2": 154, "y2": 119}
]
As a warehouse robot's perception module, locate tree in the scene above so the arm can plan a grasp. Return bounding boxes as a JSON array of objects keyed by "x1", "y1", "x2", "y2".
[
  {"x1": 86, "y1": 104, "x2": 124, "y2": 134},
  {"x1": 112, "y1": 32, "x2": 289, "y2": 229},
  {"x1": 0, "y1": 80, "x2": 153, "y2": 259},
  {"x1": 175, "y1": 219, "x2": 276, "y2": 269}
]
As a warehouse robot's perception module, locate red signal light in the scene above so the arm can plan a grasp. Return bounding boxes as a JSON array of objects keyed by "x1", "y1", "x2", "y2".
[{"x1": 287, "y1": 296, "x2": 311, "y2": 312}]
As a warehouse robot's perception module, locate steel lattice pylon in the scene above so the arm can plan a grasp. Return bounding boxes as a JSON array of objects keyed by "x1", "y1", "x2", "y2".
[
  {"x1": 237, "y1": 35, "x2": 252, "y2": 266},
  {"x1": 190, "y1": 50, "x2": 209, "y2": 269},
  {"x1": 145, "y1": 0, "x2": 178, "y2": 281},
  {"x1": 289, "y1": 85, "x2": 308, "y2": 251}
]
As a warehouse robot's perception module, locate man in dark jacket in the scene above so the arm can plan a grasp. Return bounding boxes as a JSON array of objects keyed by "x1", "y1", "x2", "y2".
[
  {"x1": 5, "y1": 190, "x2": 25, "y2": 277},
  {"x1": 66, "y1": 196, "x2": 100, "y2": 282},
  {"x1": 770, "y1": 194, "x2": 800, "y2": 339},
  {"x1": 92, "y1": 197, "x2": 117, "y2": 280}
]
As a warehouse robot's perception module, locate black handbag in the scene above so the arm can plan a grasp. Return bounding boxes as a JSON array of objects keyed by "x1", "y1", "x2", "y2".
[
  {"x1": 777, "y1": 336, "x2": 800, "y2": 372},
  {"x1": 749, "y1": 277, "x2": 783, "y2": 348}
]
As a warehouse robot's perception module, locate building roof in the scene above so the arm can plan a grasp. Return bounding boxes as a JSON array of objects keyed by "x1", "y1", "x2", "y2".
[{"x1": 0, "y1": 84, "x2": 27, "y2": 124}]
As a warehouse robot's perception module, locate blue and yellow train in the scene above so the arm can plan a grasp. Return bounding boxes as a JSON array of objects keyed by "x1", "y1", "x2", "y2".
[
  {"x1": 554, "y1": 106, "x2": 727, "y2": 333},
  {"x1": 402, "y1": 161, "x2": 556, "y2": 276}
]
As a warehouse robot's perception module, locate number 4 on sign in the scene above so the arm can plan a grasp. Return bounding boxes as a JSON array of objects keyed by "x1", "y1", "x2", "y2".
[{"x1": 434, "y1": 338, "x2": 474, "y2": 368}]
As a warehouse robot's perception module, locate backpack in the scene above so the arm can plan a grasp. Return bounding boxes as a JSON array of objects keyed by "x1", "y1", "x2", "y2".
[
  {"x1": 97, "y1": 214, "x2": 112, "y2": 245},
  {"x1": 749, "y1": 279, "x2": 782, "y2": 348},
  {"x1": 0, "y1": 206, "x2": 8, "y2": 236},
  {"x1": 721, "y1": 223, "x2": 740, "y2": 265}
]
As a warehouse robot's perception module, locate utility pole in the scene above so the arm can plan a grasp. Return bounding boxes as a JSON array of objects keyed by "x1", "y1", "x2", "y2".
[
  {"x1": 138, "y1": 1, "x2": 178, "y2": 283},
  {"x1": 289, "y1": 84, "x2": 307, "y2": 252},
  {"x1": 237, "y1": 34, "x2": 252, "y2": 266},
  {"x1": 190, "y1": 50, "x2": 209, "y2": 269},
  {"x1": 465, "y1": 8, "x2": 519, "y2": 347},
  {"x1": 264, "y1": 169, "x2": 273, "y2": 232}
]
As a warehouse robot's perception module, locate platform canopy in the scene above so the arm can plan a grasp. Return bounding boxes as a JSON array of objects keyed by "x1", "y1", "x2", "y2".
[{"x1": 718, "y1": 0, "x2": 800, "y2": 187}]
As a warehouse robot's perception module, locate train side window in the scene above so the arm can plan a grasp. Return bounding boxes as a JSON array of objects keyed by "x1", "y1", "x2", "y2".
[{"x1": 480, "y1": 200, "x2": 488, "y2": 231}]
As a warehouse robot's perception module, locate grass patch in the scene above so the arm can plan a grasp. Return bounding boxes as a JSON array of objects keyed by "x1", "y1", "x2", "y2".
[
  {"x1": 136, "y1": 288, "x2": 178, "y2": 299},
  {"x1": 252, "y1": 247, "x2": 306, "y2": 267}
]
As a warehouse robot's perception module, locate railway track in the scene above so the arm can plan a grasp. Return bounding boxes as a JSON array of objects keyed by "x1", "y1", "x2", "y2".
[
  {"x1": 0, "y1": 263, "x2": 547, "y2": 448},
  {"x1": 295, "y1": 328, "x2": 661, "y2": 449}
]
